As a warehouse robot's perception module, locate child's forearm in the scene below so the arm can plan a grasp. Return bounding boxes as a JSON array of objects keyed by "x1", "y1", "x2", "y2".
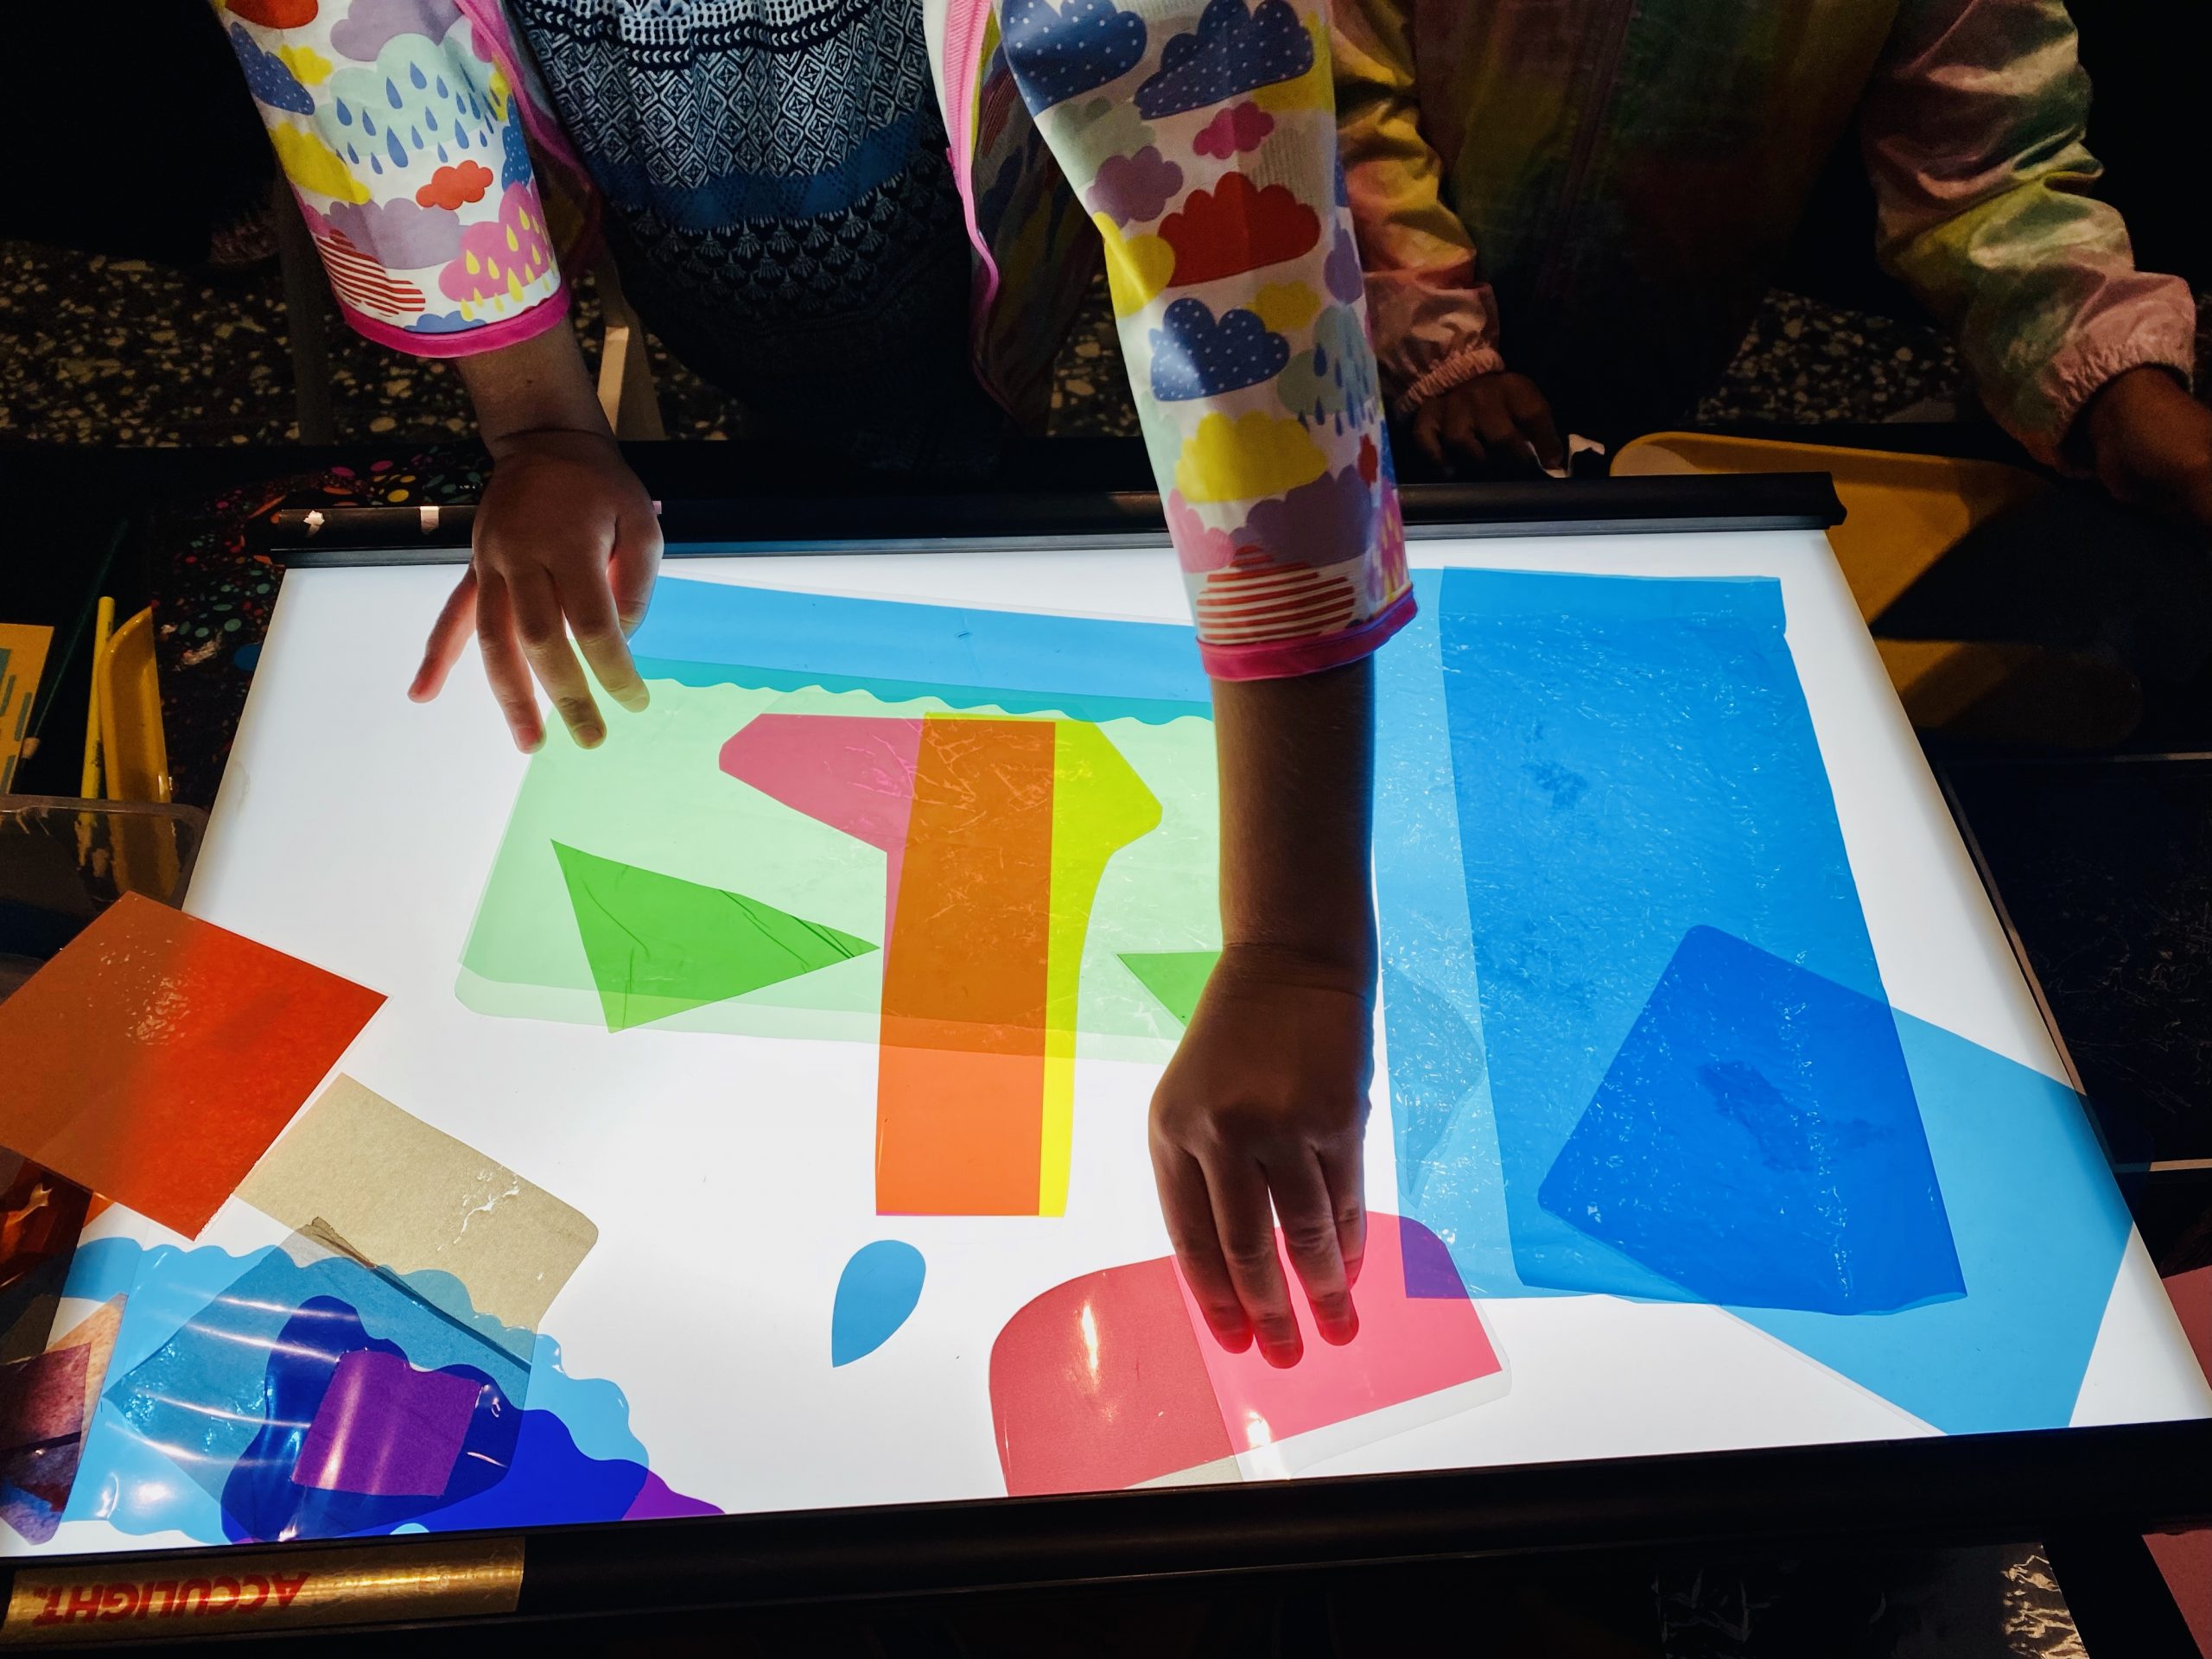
[
  {"x1": 1212, "y1": 658, "x2": 1377, "y2": 980},
  {"x1": 453, "y1": 326, "x2": 610, "y2": 454},
  {"x1": 1149, "y1": 659, "x2": 1377, "y2": 1365}
]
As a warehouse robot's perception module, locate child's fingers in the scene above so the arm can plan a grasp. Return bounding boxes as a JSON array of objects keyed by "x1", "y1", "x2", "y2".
[
  {"x1": 1204, "y1": 1154, "x2": 1303, "y2": 1368},
  {"x1": 1266, "y1": 1150, "x2": 1356, "y2": 1346},
  {"x1": 1411, "y1": 403, "x2": 1450, "y2": 470},
  {"x1": 1473, "y1": 391, "x2": 1523, "y2": 457},
  {"x1": 1151, "y1": 1143, "x2": 1251, "y2": 1352},
  {"x1": 556, "y1": 564, "x2": 649, "y2": 715},
  {"x1": 510, "y1": 568, "x2": 605, "y2": 749},
  {"x1": 410, "y1": 568, "x2": 479, "y2": 702},
  {"x1": 1510, "y1": 384, "x2": 1567, "y2": 472},
  {"x1": 1317, "y1": 1133, "x2": 1367, "y2": 1293},
  {"x1": 610, "y1": 512, "x2": 665, "y2": 638},
  {"x1": 1439, "y1": 395, "x2": 1489, "y2": 469},
  {"x1": 473, "y1": 572, "x2": 543, "y2": 753},
  {"x1": 1475, "y1": 393, "x2": 1548, "y2": 474}
]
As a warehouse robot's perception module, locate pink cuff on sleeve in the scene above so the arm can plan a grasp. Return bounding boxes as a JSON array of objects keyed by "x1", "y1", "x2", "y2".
[
  {"x1": 1198, "y1": 587, "x2": 1418, "y2": 682},
  {"x1": 335, "y1": 285, "x2": 573, "y2": 361},
  {"x1": 2038, "y1": 333, "x2": 2198, "y2": 471},
  {"x1": 1398, "y1": 339, "x2": 1507, "y2": 417}
]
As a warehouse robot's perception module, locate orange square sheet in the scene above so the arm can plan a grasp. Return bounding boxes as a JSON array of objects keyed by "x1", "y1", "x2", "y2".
[{"x1": 0, "y1": 894, "x2": 383, "y2": 1237}]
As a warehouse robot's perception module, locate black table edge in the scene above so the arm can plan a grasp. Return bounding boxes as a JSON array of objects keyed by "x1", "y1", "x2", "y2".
[
  {"x1": 6, "y1": 1418, "x2": 2205, "y2": 1637},
  {"x1": 264, "y1": 473, "x2": 1847, "y2": 566}
]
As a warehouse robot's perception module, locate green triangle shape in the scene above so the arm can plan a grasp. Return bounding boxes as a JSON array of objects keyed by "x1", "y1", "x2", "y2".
[
  {"x1": 1118, "y1": 950, "x2": 1222, "y2": 1028},
  {"x1": 553, "y1": 841, "x2": 877, "y2": 1033}
]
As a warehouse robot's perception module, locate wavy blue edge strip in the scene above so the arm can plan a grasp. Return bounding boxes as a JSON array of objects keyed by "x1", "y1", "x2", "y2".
[{"x1": 630, "y1": 579, "x2": 1213, "y2": 724}]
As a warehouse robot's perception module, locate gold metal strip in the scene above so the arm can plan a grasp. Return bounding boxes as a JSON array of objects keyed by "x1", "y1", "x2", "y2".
[{"x1": 3, "y1": 1537, "x2": 523, "y2": 1643}]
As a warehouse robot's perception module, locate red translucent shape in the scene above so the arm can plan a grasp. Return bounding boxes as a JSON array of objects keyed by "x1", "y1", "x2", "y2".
[
  {"x1": 988, "y1": 1215, "x2": 1502, "y2": 1495},
  {"x1": 0, "y1": 894, "x2": 384, "y2": 1237},
  {"x1": 989, "y1": 1255, "x2": 1231, "y2": 1497}
]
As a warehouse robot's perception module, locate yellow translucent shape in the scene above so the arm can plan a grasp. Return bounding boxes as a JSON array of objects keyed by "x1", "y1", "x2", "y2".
[{"x1": 1039, "y1": 720, "x2": 1161, "y2": 1215}]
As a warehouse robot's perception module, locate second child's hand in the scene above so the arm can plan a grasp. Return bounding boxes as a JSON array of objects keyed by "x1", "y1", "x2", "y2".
[
  {"x1": 409, "y1": 327, "x2": 664, "y2": 750},
  {"x1": 1410, "y1": 371, "x2": 1564, "y2": 476},
  {"x1": 2082, "y1": 365, "x2": 2212, "y2": 537}
]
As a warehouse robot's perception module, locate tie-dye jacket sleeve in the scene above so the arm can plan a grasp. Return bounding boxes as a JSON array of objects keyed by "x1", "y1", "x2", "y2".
[
  {"x1": 998, "y1": 0, "x2": 1414, "y2": 681},
  {"x1": 214, "y1": 0, "x2": 577, "y2": 358},
  {"x1": 1862, "y1": 0, "x2": 2196, "y2": 464},
  {"x1": 1329, "y1": 0, "x2": 1503, "y2": 416}
]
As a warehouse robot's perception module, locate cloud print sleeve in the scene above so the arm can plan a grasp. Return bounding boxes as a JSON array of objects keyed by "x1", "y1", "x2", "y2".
[
  {"x1": 217, "y1": 0, "x2": 569, "y2": 358},
  {"x1": 997, "y1": 0, "x2": 1414, "y2": 680}
]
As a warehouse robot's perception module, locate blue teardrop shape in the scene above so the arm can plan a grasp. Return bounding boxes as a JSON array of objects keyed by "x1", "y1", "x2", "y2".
[
  {"x1": 426, "y1": 109, "x2": 439, "y2": 130},
  {"x1": 362, "y1": 112, "x2": 377, "y2": 135},
  {"x1": 369, "y1": 153, "x2": 384, "y2": 175},
  {"x1": 830, "y1": 1242, "x2": 925, "y2": 1367},
  {"x1": 346, "y1": 143, "x2": 359, "y2": 164},
  {"x1": 437, "y1": 143, "x2": 448, "y2": 162},
  {"x1": 435, "y1": 76, "x2": 448, "y2": 97},
  {"x1": 409, "y1": 62, "x2": 427, "y2": 88},
  {"x1": 335, "y1": 99, "x2": 353, "y2": 126},
  {"x1": 386, "y1": 130, "x2": 408, "y2": 168},
  {"x1": 385, "y1": 77, "x2": 404, "y2": 109}
]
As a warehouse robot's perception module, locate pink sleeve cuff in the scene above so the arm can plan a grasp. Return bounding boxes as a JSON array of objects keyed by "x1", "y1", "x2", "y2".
[
  {"x1": 334, "y1": 284, "x2": 573, "y2": 361},
  {"x1": 1398, "y1": 340, "x2": 1507, "y2": 417},
  {"x1": 2037, "y1": 331, "x2": 2198, "y2": 471},
  {"x1": 1199, "y1": 587, "x2": 1418, "y2": 682}
]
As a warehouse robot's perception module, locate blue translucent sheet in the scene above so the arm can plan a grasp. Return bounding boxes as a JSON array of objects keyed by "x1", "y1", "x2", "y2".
[
  {"x1": 1382, "y1": 568, "x2": 1892, "y2": 1300},
  {"x1": 631, "y1": 578, "x2": 1213, "y2": 723},
  {"x1": 61, "y1": 1238, "x2": 706, "y2": 1544},
  {"x1": 1539, "y1": 927, "x2": 1963, "y2": 1314},
  {"x1": 1375, "y1": 565, "x2": 2133, "y2": 1430},
  {"x1": 1740, "y1": 1010, "x2": 2132, "y2": 1434}
]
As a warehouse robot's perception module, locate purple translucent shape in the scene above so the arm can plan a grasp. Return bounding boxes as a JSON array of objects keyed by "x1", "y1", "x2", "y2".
[{"x1": 292, "y1": 1348, "x2": 482, "y2": 1497}]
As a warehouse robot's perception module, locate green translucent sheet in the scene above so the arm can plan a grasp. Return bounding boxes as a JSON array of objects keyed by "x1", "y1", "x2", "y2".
[{"x1": 459, "y1": 678, "x2": 1221, "y2": 1061}]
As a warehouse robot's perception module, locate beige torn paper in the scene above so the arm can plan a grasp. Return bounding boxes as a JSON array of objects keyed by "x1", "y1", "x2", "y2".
[{"x1": 237, "y1": 1077, "x2": 598, "y2": 1337}]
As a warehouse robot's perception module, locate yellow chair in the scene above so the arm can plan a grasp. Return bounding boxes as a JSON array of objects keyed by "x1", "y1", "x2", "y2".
[
  {"x1": 1613, "y1": 433, "x2": 2137, "y2": 745},
  {"x1": 86, "y1": 603, "x2": 177, "y2": 898},
  {"x1": 95, "y1": 605, "x2": 172, "y2": 807}
]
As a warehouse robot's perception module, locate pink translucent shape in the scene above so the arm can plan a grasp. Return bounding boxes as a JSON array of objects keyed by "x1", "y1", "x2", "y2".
[
  {"x1": 987, "y1": 1214, "x2": 1503, "y2": 1495},
  {"x1": 721, "y1": 715, "x2": 924, "y2": 915},
  {"x1": 989, "y1": 1255, "x2": 1230, "y2": 1497},
  {"x1": 1173, "y1": 1214, "x2": 1501, "y2": 1452}
]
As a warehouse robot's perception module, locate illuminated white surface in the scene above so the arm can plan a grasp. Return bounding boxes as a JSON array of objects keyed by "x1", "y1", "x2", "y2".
[{"x1": 26, "y1": 528, "x2": 2202, "y2": 1554}]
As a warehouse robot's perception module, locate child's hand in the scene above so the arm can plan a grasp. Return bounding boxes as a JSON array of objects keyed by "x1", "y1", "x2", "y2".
[
  {"x1": 1150, "y1": 943, "x2": 1374, "y2": 1369},
  {"x1": 410, "y1": 429, "x2": 664, "y2": 751},
  {"x1": 2083, "y1": 365, "x2": 2212, "y2": 537},
  {"x1": 1410, "y1": 371, "x2": 1564, "y2": 475}
]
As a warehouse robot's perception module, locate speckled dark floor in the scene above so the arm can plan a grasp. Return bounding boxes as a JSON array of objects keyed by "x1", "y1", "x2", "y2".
[
  {"x1": 1, "y1": 234, "x2": 2049, "y2": 448},
  {"x1": 0, "y1": 243, "x2": 749, "y2": 447},
  {"x1": 1695, "y1": 292, "x2": 1963, "y2": 426}
]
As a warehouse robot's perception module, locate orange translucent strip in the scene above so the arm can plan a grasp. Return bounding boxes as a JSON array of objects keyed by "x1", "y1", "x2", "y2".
[{"x1": 875, "y1": 720, "x2": 1056, "y2": 1215}]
